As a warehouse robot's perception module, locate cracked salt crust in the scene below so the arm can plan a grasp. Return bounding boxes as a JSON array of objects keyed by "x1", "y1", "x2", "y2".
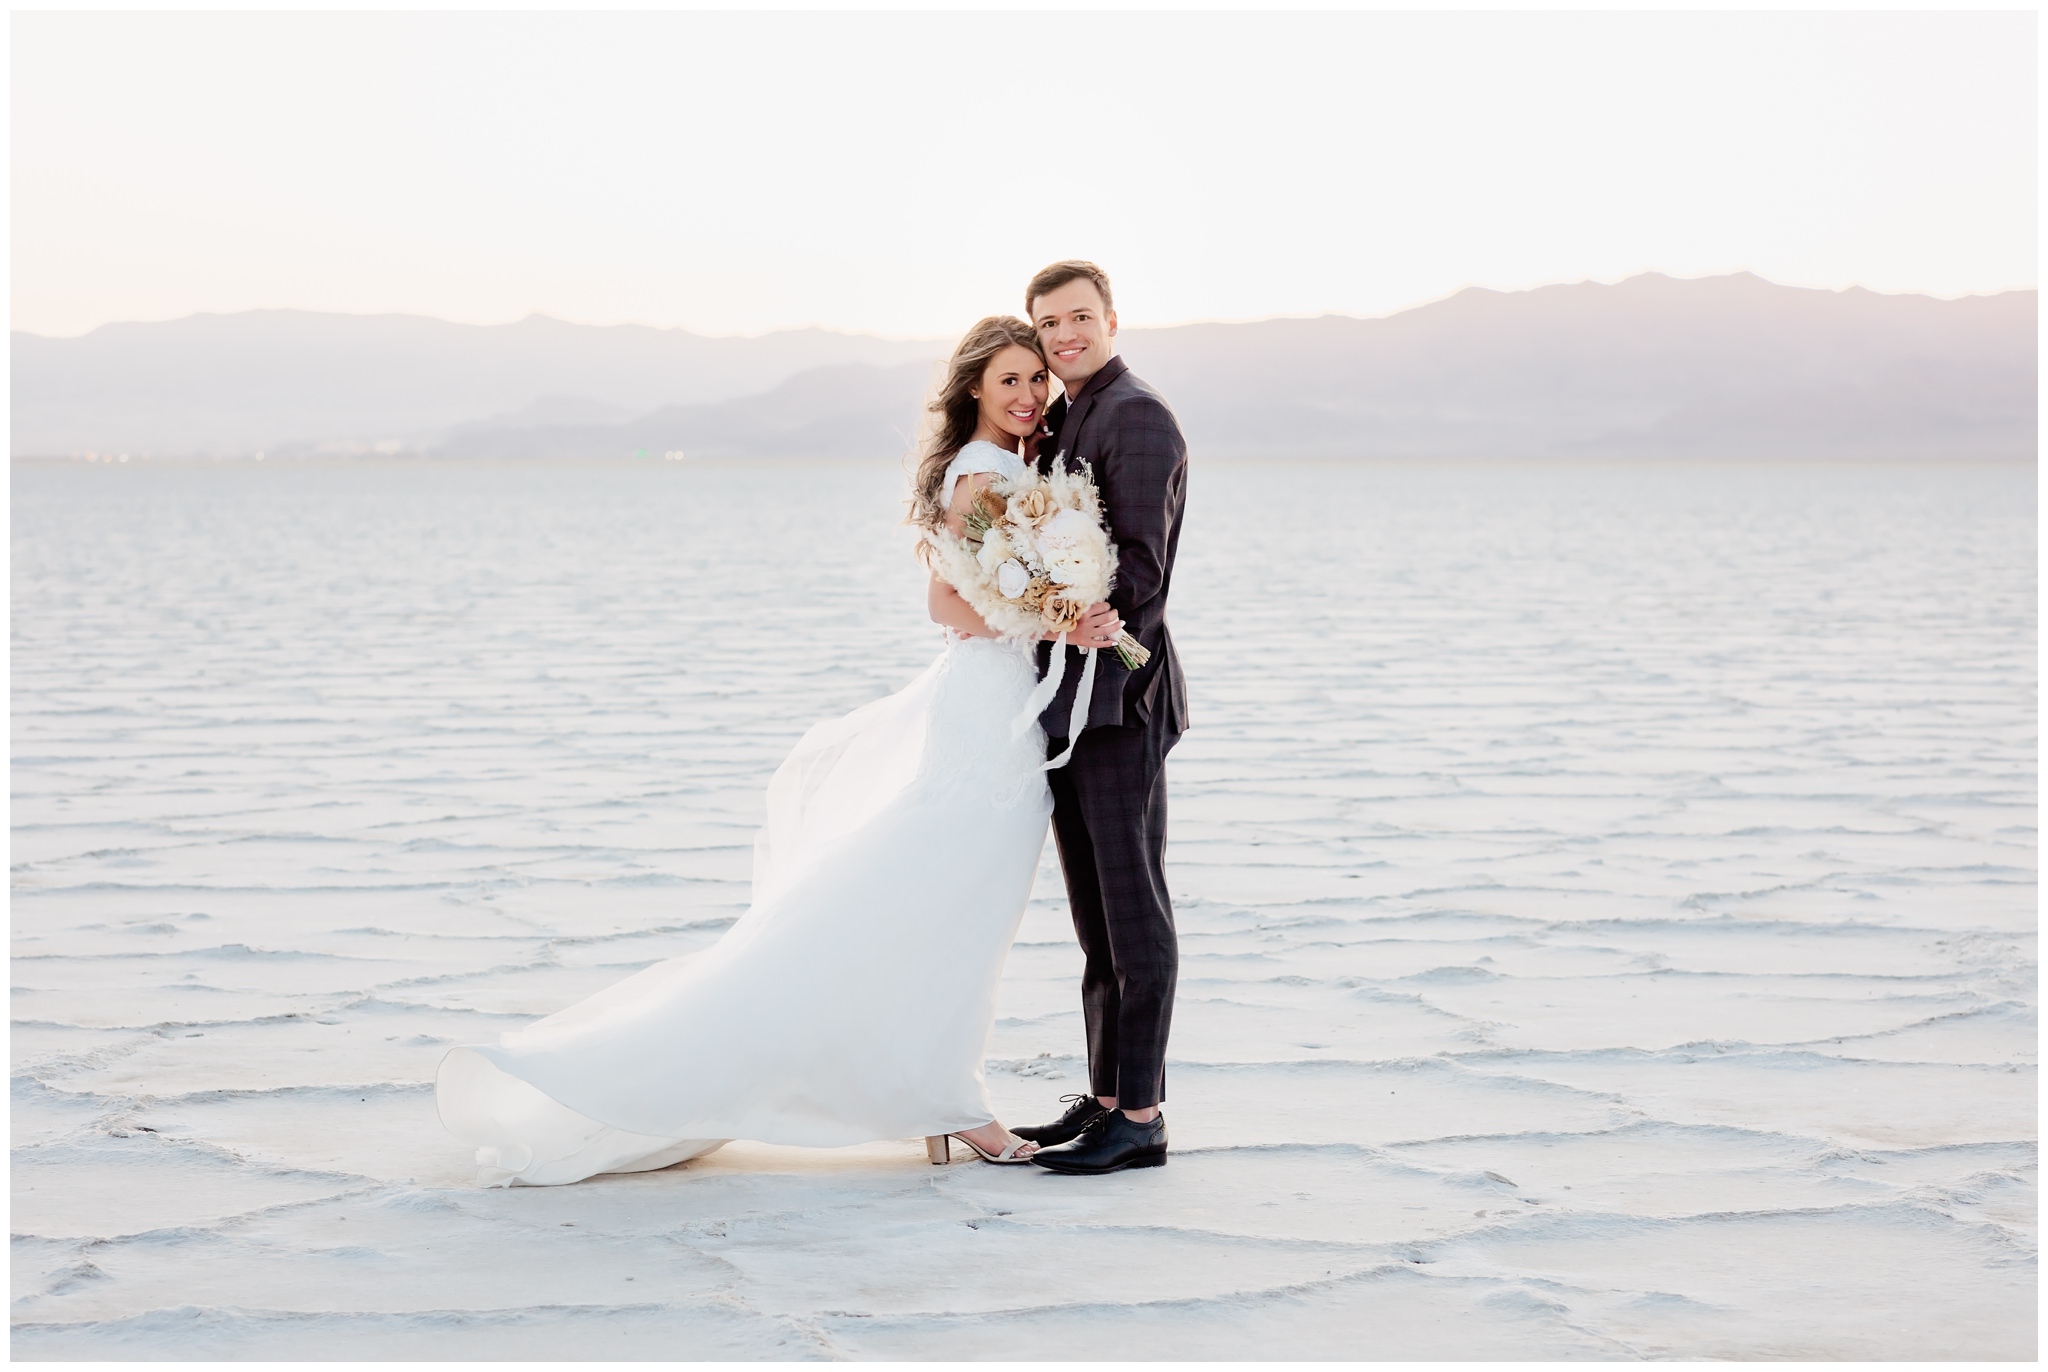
[{"x1": 11, "y1": 457, "x2": 2036, "y2": 1359}]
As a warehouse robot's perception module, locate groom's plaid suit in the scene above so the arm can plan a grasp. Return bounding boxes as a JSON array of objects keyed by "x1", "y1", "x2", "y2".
[{"x1": 1034, "y1": 354, "x2": 1188, "y2": 1110}]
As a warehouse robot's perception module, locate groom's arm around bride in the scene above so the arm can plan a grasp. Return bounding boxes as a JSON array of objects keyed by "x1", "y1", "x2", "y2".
[{"x1": 1019, "y1": 260, "x2": 1188, "y2": 1176}]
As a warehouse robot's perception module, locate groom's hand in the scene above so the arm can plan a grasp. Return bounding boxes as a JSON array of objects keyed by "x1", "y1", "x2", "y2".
[{"x1": 1077, "y1": 602, "x2": 1122, "y2": 650}]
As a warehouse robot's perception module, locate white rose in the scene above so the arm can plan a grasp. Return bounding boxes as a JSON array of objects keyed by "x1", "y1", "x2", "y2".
[
  {"x1": 1049, "y1": 507, "x2": 1094, "y2": 541},
  {"x1": 1035, "y1": 507, "x2": 1095, "y2": 559},
  {"x1": 997, "y1": 559, "x2": 1030, "y2": 598}
]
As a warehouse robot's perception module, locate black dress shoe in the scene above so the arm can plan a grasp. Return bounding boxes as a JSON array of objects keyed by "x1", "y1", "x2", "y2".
[
  {"x1": 1012, "y1": 1093, "x2": 1109, "y2": 1147},
  {"x1": 1030, "y1": 1110, "x2": 1168, "y2": 1174}
]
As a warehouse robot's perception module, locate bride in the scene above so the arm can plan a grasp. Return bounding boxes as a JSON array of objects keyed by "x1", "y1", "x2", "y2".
[{"x1": 436, "y1": 316, "x2": 1127, "y2": 1185}]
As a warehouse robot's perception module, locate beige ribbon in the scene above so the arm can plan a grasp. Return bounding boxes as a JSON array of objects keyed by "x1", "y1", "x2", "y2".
[{"x1": 1012, "y1": 633, "x2": 1098, "y2": 771}]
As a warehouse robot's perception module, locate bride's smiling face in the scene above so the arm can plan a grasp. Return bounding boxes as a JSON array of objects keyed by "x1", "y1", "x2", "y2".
[{"x1": 972, "y1": 344, "x2": 1050, "y2": 440}]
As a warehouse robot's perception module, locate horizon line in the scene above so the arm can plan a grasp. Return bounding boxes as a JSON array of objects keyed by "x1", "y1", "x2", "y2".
[{"x1": 12, "y1": 269, "x2": 2038, "y2": 343}]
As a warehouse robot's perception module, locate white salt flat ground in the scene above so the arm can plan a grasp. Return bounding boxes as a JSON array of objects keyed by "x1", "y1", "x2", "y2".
[{"x1": 11, "y1": 456, "x2": 2036, "y2": 1360}]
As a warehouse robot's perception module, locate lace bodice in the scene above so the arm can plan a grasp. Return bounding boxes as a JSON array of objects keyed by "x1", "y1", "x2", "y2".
[{"x1": 940, "y1": 440, "x2": 1027, "y2": 514}]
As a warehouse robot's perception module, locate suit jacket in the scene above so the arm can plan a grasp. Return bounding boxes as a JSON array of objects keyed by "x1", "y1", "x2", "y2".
[{"x1": 1034, "y1": 354, "x2": 1189, "y2": 739}]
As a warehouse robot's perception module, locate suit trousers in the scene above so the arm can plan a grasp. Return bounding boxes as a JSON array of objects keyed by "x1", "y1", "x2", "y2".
[{"x1": 1046, "y1": 720, "x2": 1179, "y2": 1110}]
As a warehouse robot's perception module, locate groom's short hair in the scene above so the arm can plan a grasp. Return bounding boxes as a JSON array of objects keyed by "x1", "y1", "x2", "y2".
[{"x1": 1027, "y1": 260, "x2": 1114, "y2": 317}]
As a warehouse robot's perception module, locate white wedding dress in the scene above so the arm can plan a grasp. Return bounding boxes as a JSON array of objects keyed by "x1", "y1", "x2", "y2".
[{"x1": 436, "y1": 443, "x2": 1054, "y2": 1185}]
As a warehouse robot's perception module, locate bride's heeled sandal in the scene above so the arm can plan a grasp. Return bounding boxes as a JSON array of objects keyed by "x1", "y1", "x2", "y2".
[{"x1": 925, "y1": 1132, "x2": 1037, "y2": 1165}]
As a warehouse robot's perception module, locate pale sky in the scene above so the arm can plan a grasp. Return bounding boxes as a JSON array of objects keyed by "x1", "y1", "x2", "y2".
[{"x1": 11, "y1": 9, "x2": 2037, "y2": 339}]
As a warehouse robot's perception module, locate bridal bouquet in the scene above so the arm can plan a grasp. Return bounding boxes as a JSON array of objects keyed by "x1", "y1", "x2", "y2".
[{"x1": 928, "y1": 463, "x2": 1151, "y2": 671}]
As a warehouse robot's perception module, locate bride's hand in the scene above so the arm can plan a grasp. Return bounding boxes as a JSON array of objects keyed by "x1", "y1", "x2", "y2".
[{"x1": 1071, "y1": 602, "x2": 1122, "y2": 650}]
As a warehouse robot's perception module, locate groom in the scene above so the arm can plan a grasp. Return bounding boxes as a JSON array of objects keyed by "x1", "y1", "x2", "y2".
[{"x1": 1014, "y1": 261, "x2": 1189, "y2": 1175}]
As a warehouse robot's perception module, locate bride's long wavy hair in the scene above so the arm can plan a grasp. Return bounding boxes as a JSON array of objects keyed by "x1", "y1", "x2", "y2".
[{"x1": 908, "y1": 315, "x2": 1044, "y2": 537}]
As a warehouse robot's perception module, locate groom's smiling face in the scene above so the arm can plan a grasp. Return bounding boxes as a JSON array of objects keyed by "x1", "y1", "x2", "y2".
[{"x1": 1032, "y1": 279, "x2": 1118, "y2": 393}]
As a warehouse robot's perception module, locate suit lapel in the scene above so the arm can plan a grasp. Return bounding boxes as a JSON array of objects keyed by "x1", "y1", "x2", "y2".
[
  {"x1": 1056, "y1": 391, "x2": 1099, "y2": 472},
  {"x1": 1036, "y1": 394, "x2": 1070, "y2": 475},
  {"x1": 1052, "y1": 355, "x2": 1128, "y2": 473}
]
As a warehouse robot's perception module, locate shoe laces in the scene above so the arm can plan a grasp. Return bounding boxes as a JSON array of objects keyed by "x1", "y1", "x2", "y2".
[{"x1": 1073, "y1": 1109, "x2": 1116, "y2": 1138}]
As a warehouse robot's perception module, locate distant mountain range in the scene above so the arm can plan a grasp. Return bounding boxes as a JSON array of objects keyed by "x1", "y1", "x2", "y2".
[
  {"x1": 12, "y1": 273, "x2": 2036, "y2": 460},
  {"x1": 11, "y1": 312, "x2": 937, "y2": 458},
  {"x1": 1132, "y1": 273, "x2": 2035, "y2": 460}
]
